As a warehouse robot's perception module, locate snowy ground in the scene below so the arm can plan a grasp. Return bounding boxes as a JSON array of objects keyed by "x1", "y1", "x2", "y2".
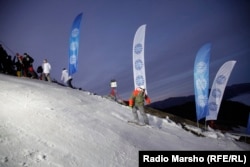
[{"x1": 0, "y1": 74, "x2": 249, "y2": 167}]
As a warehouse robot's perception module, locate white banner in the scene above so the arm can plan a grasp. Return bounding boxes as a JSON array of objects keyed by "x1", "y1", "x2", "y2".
[
  {"x1": 206, "y1": 60, "x2": 237, "y2": 121},
  {"x1": 133, "y1": 24, "x2": 147, "y2": 91}
]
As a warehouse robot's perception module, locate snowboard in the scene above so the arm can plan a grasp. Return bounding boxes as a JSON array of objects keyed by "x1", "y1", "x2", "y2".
[{"x1": 127, "y1": 120, "x2": 147, "y2": 126}]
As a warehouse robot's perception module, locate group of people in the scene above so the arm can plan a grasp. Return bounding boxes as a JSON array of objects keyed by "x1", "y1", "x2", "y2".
[
  {"x1": 0, "y1": 44, "x2": 74, "y2": 89},
  {"x1": 0, "y1": 44, "x2": 17, "y2": 75},
  {"x1": 1, "y1": 45, "x2": 38, "y2": 78},
  {"x1": 15, "y1": 52, "x2": 38, "y2": 78},
  {"x1": 1, "y1": 44, "x2": 151, "y2": 125}
]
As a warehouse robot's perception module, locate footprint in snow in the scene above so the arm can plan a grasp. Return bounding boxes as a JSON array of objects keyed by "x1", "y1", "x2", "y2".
[
  {"x1": 23, "y1": 150, "x2": 47, "y2": 164},
  {"x1": 0, "y1": 156, "x2": 8, "y2": 163}
]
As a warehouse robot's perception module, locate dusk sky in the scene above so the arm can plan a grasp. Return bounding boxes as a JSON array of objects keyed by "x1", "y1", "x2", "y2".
[{"x1": 0, "y1": 0, "x2": 249, "y2": 102}]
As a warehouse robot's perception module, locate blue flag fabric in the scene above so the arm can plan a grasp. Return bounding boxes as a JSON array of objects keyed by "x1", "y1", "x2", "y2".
[
  {"x1": 69, "y1": 13, "x2": 83, "y2": 76},
  {"x1": 247, "y1": 113, "x2": 250, "y2": 134},
  {"x1": 194, "y1": 43, "x2": 211, "y2": 121}
]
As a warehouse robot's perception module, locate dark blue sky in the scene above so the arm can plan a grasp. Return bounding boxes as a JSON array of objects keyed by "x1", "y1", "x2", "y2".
[{"x1": 0, "y1": 0, "x2": 249, "y2": 102}]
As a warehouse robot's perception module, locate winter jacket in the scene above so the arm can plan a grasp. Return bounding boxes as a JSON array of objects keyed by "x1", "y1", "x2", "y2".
[
  {"x1": 129, "y1": 88, "x2": 151, "y2": 107},
  {"x1": 42, "y1": 62, "x2": 51, "y2": 74},
  {"x1": 23, "y1": 55, "x2": 34, "y2": 68},
  {"x1": 61, "y1": 69, "x2": 72, "y2": 83},
  {"x1": 15, "y1": 56, "x2": 24, "y2": 71}
]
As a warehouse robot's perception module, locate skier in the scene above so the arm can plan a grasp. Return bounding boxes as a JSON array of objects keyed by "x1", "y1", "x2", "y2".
[{"x1": 128, "y1": 86, "x2": 151, "y2": 125}]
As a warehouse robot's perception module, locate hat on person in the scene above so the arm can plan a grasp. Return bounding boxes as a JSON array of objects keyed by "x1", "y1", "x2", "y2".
[
  {"x1": 140, "y1": 85, "x2": 145, "y2": 90},
  {"x1": 136, "y1": 86, "x2": 145, "y2": 91}
]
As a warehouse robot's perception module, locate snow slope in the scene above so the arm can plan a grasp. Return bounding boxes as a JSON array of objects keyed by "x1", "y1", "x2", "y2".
[{"x1": 0, "y1": 74, "x2": 249, "y2": 167}]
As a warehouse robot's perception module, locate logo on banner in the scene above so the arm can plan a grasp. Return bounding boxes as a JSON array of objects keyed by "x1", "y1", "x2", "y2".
[
  {"x1": 196, "y1": 78, "x2": 207, "y2": 91},
  {"x1": 71, "y1": 28, "x2": 80, "y2": 38},
  {"x1": 70, "y1": 54, "x2": 77, "y2": 65},
  {"x1": 196, "y1": 61, "x2": 207, "y2": 74},
  {"x1": 216, "y1": 75, "x2": 227, "y2": 85},
  {"x1": 136, "y1": 75, "x2": 144, "y2": 86},
  {"x1": 70, "y1": 42, "x2": 78, "y2": 51},
  {"x1": 135, "y1": 59, "x2": 143, "y2": 70},
  {"x1": 198, "y1": 95, "x2": 207, "y2": 107},
  {"x1": 209, "y1": 102, "x2": 218, "y2": 111},
  {"x1": 134, "y1": 43, "x2": 143, "y2": 55},
  {"x1": 212, "y1": 89, "x2": 222, "y2": 98}
]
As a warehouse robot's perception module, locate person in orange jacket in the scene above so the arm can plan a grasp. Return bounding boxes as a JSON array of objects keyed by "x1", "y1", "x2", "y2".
[{"x1": 129, "y1": 86, "x2": 151, "y2": 125}]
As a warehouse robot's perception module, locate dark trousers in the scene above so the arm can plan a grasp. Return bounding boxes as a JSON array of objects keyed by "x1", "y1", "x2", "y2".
[{"x1": 67, "y1": 78, "x2": 73, "y2": 88}]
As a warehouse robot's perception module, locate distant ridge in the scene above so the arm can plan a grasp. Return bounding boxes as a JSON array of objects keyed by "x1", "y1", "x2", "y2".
[
  {"x1": 150, "y1": 83, "x2": 250, "y2": 110},
  {"x1": 149, "y1": 83, "x2": 250, "y2": 129}
]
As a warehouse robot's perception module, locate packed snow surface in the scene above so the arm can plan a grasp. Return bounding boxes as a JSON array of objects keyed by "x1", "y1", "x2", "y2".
[{"x1": 0, "y1": 74, "x2": 249, "y2": 167}]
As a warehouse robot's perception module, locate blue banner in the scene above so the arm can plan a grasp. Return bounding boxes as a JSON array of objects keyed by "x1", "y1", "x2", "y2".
[
  {"x1": 69, "y1": 13, "x2": 83, "y2": 76},
  {"x1": 194, "y1": 43, "x2": 211, "y2": 121}
]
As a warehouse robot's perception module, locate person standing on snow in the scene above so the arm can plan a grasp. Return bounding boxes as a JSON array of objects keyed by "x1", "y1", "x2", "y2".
[
  {"x1": 22, "y1": 53, "x2": 37, "y2": 78},
  {"x1": 129, "y1": 86, "x2": 151, "y2": 125},
  {"x1": 14, "y1": 53, "x2": 24, "y2": 77},
  {"x1": 42, "y1": 59, "x2": 51, "y2": 82},
  {"x1": 61, "y1": 68, "x2": 74, "y2": 88}
]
